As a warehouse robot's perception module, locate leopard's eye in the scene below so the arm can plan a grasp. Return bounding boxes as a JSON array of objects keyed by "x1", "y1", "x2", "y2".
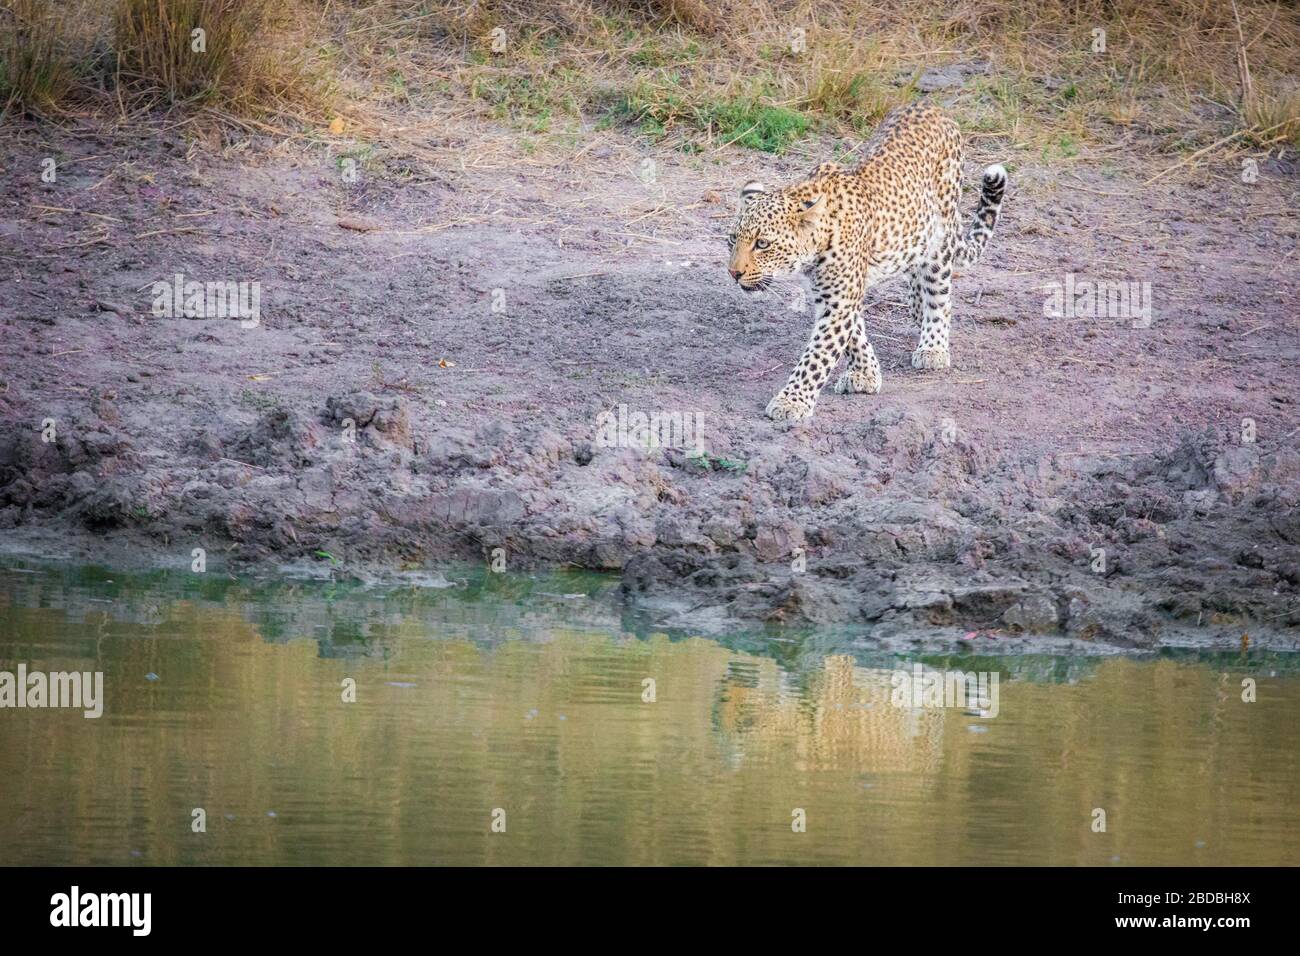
[
  {"x1": 755, "y1": 238, "x2": 771, "y2": 251},
  {"x1": 727, "y1": 232, "x2": 737, "y2": 246}
]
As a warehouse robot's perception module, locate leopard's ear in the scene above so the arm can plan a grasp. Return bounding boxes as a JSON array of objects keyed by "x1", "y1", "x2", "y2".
[
  {"x1": 797, "y1": 194, "x2": 824, "y2": 225},
  {"x1": 740, "y1": 181, "x2": 766, "y2": 205}
]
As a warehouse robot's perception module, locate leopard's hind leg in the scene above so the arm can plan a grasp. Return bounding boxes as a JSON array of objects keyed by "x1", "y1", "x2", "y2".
[
  {"x1": 912, "y1": 237, "x2": 955, "y2": 370},
  {"x1": 913, "y1": 152, "x2": 962, "y2": 370},
  {"x1": 908, "y1": 268, "x2": 923, "y2": 329}
]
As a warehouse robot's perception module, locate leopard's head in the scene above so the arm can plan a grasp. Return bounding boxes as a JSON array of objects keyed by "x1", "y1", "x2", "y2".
[{"x1": 727, "y1": 181, "x2": 825, "y2": 292}]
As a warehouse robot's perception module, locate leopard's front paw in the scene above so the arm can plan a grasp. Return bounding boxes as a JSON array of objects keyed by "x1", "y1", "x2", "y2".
[
  {"x1": 911, "y1": 347, "x2": 951, "y2": 370},
  {"x1": 833, "y1": 366, "x2": 882, "y2": 395},
  {"x1": 765, "y1": 391, "x2": 816, "y2": 422}
]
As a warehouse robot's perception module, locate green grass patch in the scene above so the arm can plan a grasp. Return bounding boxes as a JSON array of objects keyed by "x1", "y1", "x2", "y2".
[
  {"x1": 609, "y1": 84, "x2": 812, "y2": 153},
  {"x1": 468, "y1": 70, "x2": 579, "y2": 132},
  {"x1": 703, "y1": 97, "x2": 810, "y2": 151},
  {"x1": 686, "y1": 452, "x2": 748, "y2": 473}
]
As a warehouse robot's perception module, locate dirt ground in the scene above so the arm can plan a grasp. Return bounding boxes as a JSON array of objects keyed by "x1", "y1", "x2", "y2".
[{"x1": 2, "y1": 112, "x2": 1298, "y2": 650}]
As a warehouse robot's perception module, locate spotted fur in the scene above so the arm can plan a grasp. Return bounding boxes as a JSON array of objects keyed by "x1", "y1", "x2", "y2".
[{"x1": 726, "y1": 102, "x2": 1007, "y2": 421}]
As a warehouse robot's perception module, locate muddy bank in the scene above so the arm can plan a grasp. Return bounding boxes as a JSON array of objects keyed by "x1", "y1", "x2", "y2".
[
  {"x1": 5, "y1": 390, "x2": 1298, "y2": 649},
  {"x1": 2, "y1": 119, "x2": 1298, "y2": 649}
]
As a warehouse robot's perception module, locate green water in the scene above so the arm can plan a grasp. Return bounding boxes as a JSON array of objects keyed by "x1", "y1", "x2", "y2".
[{"x1": 1, "y1": 561, "x2": 1297, "y2": 866}]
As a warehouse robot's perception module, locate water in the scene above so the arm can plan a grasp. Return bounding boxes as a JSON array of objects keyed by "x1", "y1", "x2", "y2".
[{"x1": 1, "y1": 561, "x2": 1297, "y2": 866}]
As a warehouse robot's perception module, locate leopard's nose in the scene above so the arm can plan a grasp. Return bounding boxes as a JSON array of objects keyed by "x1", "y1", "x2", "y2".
[{"x1": 729, "y1": 269, "x2": 743, "y2": 281}]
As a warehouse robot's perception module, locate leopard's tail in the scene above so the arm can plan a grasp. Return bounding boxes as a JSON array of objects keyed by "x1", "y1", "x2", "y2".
[{"x1": 955, "y1": 164, "x2": 1007, "y2": 268}]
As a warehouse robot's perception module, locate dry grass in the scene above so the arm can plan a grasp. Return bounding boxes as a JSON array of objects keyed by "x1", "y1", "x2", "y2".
[
  {"x1": 0, "y1": 0, "x2": 75, "y2": 112},
  {"x1": 114, "y1": 0, "x2": 264, "y2": 106},
  {"x1": 332, "y1": 0, "x2": 1300, "y2": 156},
  {"x1": 1244, "y1": 89, "x2": 1300, "y2": 147},
  {"x1": 1, "y1": 0, "x2": 329, "y2": 118},
  {"x1": 2, "y1": 0, "x2": 1297, "y2": 156},
  {"x1": 116, "y1": 0, "x2": 335, "y2": 115}
]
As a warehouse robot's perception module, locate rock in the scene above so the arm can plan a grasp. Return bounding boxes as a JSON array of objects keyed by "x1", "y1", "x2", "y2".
[
  {"x1": 76, "y1": 479, "x2": 139, "y2": 529},
  {"x1": 95, "y1": 299, "x2": 132, "y2": 317},
  {"x1": 1002, "y1": 592, "x2": 1060, "y2": 633},
  {"x1": 187, "y1": 429, "x2": 224, "y2": 462},
  {"x1": 322, "y1": 391, "x2": 410, "y2": 448},
  {"x1": 231, "y1": 407, "x2": 322, "y2": 467},
  {"x1": 655, "y1": 516, "x2": 713, "y2": 550},
  {"x1": 753, "y1": 520, "x2": 805, "y2": 562},
  {"x1": 427, "y1": 487, "x2": 525, "y2": 529},
  {"x1": 950, "y1": 583, "x2": 1024, "y2": 620},
  {"x1": 898, "y1": 61, "x2": 987, "y2": 93},
  {"x1": 1213, "y1": 444, "x2": 1260, "y2": 495},
  {"x1": 704, "y1": 516, "x2": 744, "y2": 548}
]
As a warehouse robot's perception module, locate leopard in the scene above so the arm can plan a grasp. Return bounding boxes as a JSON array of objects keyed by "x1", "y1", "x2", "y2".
[{"x1": 726, "y1": 101, "x2": 1007, "y2": 422}]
